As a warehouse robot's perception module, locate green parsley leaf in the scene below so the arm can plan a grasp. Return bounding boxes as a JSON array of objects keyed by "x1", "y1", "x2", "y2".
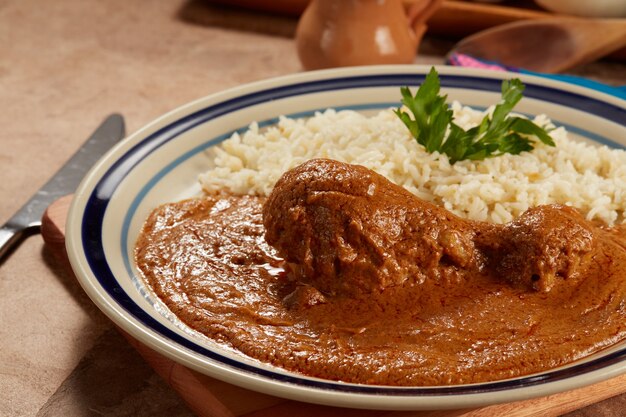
[{"x1": 395, "y1": 68, "x2": 555, "y2": 163}]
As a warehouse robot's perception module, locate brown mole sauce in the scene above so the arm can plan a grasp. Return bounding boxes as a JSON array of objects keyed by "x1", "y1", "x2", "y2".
[{"x1": 135, "y1": 194, "x2": 626, "y2": 386}]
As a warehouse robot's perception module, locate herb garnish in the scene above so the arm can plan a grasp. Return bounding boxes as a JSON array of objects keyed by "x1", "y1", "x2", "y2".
[{"x1": 394, "y1": 68, "x2": 555, "y2": 163}]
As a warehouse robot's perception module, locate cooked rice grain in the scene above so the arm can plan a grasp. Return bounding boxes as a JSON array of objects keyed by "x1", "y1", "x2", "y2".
[{"x1": 199, "y1": 104, "x2": 626, "y2": 225}]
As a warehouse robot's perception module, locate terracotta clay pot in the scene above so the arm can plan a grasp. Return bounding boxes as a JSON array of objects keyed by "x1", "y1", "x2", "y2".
[{"x1": 295, "y1": 0, "x2": 442, "y2": 70}]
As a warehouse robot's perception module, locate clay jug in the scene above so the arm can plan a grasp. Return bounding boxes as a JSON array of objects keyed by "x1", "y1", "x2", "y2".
[{"x1": 295, "y1": 0, "x2": 441, "y2": 70}]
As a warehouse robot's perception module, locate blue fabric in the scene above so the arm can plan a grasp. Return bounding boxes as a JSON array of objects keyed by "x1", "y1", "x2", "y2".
[{"x1": 520, "y1": 70, "x2": 626, "y2": 101}]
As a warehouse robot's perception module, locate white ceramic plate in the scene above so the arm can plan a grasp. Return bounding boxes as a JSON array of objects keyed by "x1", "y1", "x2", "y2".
[{"x1": 66, "y1": 65, "x2": 626, "y2": 410}]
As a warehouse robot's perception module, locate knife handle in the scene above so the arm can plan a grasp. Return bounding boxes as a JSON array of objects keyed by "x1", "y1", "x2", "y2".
[{"x1": 0, "y1": 222, "x2": 39, "y2": 263}]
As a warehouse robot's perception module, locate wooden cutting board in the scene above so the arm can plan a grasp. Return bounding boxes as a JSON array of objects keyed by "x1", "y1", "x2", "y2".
[{"x1": 42, "y1": 195, "x2": 626, "y2": 417}]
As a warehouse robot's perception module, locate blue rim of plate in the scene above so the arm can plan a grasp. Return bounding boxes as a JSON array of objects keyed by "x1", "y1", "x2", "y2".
[{"x1": 80, "y1": 71, "x2": 626, "y2": 396}]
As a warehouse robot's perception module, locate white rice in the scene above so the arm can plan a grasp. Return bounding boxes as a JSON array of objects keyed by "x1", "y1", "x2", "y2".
[{"x1": 199, "y1": 103, "x2": 626, "y2": 225}]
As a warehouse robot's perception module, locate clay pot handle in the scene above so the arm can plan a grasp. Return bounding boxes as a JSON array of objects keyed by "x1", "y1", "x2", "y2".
[{"x1": 407, "y1": 0, "x2": 444, "y2": 45}]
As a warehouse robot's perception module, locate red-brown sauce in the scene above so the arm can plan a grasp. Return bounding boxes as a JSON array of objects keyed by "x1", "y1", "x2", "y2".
[{"x1": 135, "y1": 185, "x2": 626, "y2": 386}]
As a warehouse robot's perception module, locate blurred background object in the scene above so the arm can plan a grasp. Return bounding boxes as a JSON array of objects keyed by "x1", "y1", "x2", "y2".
[
  {"x1": 447, "y1": 17, "x2": 626, "y2": 73},
  {"x1": 535, "y1": 0, "x2": 626, "y2": 18},
  {"x1": 295, "y1": 0, "x2": 442, "y2": 70},
  {"x1": 200, "y1": 0, "x2": 626, "y2": 70}
]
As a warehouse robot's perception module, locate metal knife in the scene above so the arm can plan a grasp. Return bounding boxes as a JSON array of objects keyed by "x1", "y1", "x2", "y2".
[{"x1": 0, "y1": 114, "x2": 125, "y2": 262}]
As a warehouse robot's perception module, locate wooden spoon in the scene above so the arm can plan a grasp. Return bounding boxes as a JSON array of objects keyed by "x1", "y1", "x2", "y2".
[{"x1": 448, "y1": 17, "x2": 626, "y2": 73}]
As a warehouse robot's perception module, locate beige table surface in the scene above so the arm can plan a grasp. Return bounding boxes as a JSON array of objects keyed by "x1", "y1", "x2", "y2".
[{"x1": 1, "y1": 0, "x2": 626, "y2": 416}]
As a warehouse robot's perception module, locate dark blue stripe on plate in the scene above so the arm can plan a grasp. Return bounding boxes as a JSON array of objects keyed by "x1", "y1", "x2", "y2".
[{"x1": 81, "y1": 72, "x2": 626, "y2": 396}]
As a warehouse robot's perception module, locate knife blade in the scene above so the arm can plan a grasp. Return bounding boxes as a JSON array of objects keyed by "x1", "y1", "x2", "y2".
[{"x1": 0, "y1": 114, "x2": 125, "y2": 262}]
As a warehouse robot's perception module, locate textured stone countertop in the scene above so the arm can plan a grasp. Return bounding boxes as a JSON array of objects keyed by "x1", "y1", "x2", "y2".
[{"x1": 1, "y1": 0, "x2": 625, "y2": 416}]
